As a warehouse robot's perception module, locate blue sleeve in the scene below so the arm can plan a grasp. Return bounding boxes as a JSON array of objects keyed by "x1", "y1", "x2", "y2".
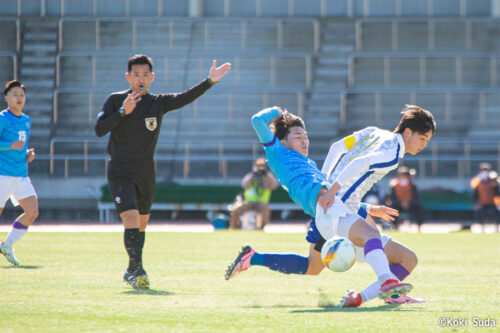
[
  {"x1": 0, "y1": 117, "x2": 10, "y2": 150},
  {"x1": 0, "y1": 141, "x2": 10, "y2": 150},
  {"x1": 251, "y1": 107, "x2": 280, "y2": 144}
]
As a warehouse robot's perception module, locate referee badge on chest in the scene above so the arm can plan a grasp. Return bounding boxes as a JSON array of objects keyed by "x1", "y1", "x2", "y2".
[{"x1": 145, "y1": 117, "x2": 157, "y2": 131}]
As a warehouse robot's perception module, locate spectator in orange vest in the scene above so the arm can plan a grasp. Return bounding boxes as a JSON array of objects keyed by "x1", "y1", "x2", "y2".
[
  {"x1": 470, "y1": 162, "x2": 500, "y2": 227},
  {"x1": 387, "y1": 166, "x2": 424, "y2": 231}
]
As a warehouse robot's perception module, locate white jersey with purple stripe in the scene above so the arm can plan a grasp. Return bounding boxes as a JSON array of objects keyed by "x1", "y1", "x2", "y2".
[
  {"x1": 0, "y1": 109, "x2": 31, "y2": 177},
  {"x1": 321, "y1": 127, "x2": 405, "y2": 218}
]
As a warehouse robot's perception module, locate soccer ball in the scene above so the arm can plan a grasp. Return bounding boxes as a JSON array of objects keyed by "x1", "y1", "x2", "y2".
[{"x1": 321, "y1": 236, "x2": 356, "y2": 272}]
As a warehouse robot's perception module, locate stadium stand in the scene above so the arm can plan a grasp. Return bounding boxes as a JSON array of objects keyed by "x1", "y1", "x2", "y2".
[
  {"x1": 50, "y1": 16, "x2": 318, "y2": 181},
  {"x1": 344, "y1": 16, "x2": 500, "y2": 181},
  {"x1": 58, "y1": 18, "x2": 318, "y2": 53}
]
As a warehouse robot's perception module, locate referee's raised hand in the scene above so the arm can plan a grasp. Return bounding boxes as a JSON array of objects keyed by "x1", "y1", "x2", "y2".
[
  {"x1": 208, "y1": 59, "x2": 231, "y2": 83},
  {"x1": 121, "y1": 91, "x2": 142, "y2": 115}
]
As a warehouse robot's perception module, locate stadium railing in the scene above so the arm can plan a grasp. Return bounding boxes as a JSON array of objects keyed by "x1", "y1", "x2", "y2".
[
  {"x1": 55, "y1": 53, "x2": 314, "y2": 90},
  {"x1": 339, "y1": 87, "x2": 500, "y2": 127},
  {"x1": 0, "y1": 53, "x2": 18, "y2": 83},
  {"x1": 0, "y1": 18, "x2": 21, "y2": 53},
  {"x1": 46, "y1": 135, "x2": 500, "y2": 180},
  {"x1": 355, "y1": 17, "x2": 500, "y2": 52},
  {"x1": 48, "y1": 137, "x2": 270, "y2": 179},
  {"x1": 348, "y1": 53, "x2": 500, "y2": 88},
  {"x1": 58, "y1": 17, "x2": 320, "y2": 53},
  {"x1": 52, "y1": 87, "x2": 305, "y2": 126},
  {"x1": 392, "y1": 141, "x2": 500, "y2": 179},
  {"x1": 3, "y1": 0, "x2": 493, "y2": 17},
  {"x1": 1, "y1": 0, "x2": 187, "y2": 17}
]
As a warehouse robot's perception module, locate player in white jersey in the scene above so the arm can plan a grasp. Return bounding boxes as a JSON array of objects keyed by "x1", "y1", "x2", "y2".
[
  {"x1": 320, "y1": 104, "x2": 435, "y2": 307},
  {"x1": 0, "y1": 80, "x2": 38, "y2": 266}
]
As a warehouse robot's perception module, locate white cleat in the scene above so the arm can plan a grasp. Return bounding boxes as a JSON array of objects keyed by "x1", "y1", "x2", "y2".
[{"x1": 0, "y1": 242, "x2": 19, "y2": 265}]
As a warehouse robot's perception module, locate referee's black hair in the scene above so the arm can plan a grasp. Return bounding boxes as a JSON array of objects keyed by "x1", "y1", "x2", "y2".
[
  {"x1": 394, "y1": 104, "x2": 436, "y2": 135},
  {"x1": 271, "y1": 111, "x2": 306, "y2": 140},
  {"x1": 4, "y1": 80, "x2": 25, "y2": 96},
  {"x1": 127, "y1": 54, "x2": 153, "y2": 72}
]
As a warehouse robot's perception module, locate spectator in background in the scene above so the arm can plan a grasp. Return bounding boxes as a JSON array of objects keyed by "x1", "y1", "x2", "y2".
[
  {"x1": 386, "y1": 166, "x2": 424, "y2": 231},
  {"x1": 470, "y1": 162, "x2": 500, "y2": 228},
  {"x1": 229, "y1": 158, "x2": 279, "y2": 229}
]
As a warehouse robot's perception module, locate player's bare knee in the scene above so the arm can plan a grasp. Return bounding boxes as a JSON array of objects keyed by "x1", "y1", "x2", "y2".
[
  {"x1": 139, "y1": 222, "x2": 148, "y2": 232},
  {"x1": 305, "y1": 264, "x2": 324, "y2": 275},
  {"x1": 25, "y1": 207, "x2": 38, "y2": 221},
  {"x1": 364, "y1": 225, "x2": 381, "y2": 242},
  {"x1": 348, "y1": 219, "x2": 380, "y2": 246},
  {"x1": 406, "y1": 250, "x2": 418, "y2": 271}
]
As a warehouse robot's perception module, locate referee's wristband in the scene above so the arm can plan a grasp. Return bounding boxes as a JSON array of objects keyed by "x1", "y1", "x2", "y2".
[
  {"x1": 208, "y1": 77, "x2": 216, "y2": 85},
  {"x1": 118, "y1": 108, "x2": 125, "y2": 117}
]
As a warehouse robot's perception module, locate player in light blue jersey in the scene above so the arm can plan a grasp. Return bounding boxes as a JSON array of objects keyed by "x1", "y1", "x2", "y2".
[
  {"x1": 225, "y1": 107, "x2": 412, "y2": 300},
  {"x1": 0, "y1": 80, "x2": 38, "y2": 266}
]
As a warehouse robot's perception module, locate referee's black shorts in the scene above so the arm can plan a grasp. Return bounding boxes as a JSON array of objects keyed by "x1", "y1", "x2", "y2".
[{"x1": 107, "y1": 159, "x2": 156, "y2": 215}]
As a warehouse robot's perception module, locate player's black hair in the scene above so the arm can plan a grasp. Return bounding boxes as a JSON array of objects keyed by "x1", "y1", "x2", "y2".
[
  {"x1": 127, "y1": 54, "x2": 153, "y2": 72},
  {"x1": 394, "y1": 104, "x2": 436, "y2": 135},
  {"x1": 4, "y1": 80, "x2": 25, "y2": 96},
  {"x1": 271, "y1": 110, "x2": 306, "y2": 140}
]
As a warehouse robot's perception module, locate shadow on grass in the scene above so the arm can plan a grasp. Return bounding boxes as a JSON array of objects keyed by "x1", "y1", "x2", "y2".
[
  {"x1": 122, "y1": 289, "x2": 175, "y2": 296},
  {"x1": 243, "y1": 304, "x2": 426, "y2": 312},
  {"x1": 291, "y1": 304, "x2": 421, "y2": 313},
  {"x1": 244, "y1": 304, "x2": 312, "y2": 309},
  {"x1": 3, "y1": 265, "x2": 42, "y2": 269}
]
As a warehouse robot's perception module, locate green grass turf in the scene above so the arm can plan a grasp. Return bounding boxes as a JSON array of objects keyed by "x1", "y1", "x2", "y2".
[{"x1": 0, "y1": 230, "x2": 498, "y2": 332}]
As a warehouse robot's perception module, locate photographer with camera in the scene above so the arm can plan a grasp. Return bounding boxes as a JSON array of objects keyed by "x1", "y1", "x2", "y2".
[{"x1": 229, "y1": 158, "x2": 279, "y2": 229}]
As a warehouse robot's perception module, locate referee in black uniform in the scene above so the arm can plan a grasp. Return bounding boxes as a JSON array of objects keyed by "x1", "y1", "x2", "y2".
[{"x1": 95, "y1": 54, "x2": 231, "y2": 289}]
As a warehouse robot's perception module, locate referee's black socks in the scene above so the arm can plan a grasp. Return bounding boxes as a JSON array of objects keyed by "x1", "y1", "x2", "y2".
[
  {"x1": 124, "y1": 228, "x2": 143, "y2": 274},
  {"x1": 139, "y1": 231, "x2": 145, "y2": 250},
  {"x1": 138, "y1": 230, "x2": 145, "y2": 270}
]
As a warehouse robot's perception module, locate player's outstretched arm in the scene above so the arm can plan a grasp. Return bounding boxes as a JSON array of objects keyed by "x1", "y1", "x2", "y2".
[
  {"x1": 251, "y1": 107, "x2": 282, "y2": 144},
  {"x1": 367, "y1": 204, "x2": 398, "y2": 222},
  {"x1": 322, "y1": 129, "x2": 370, "y2": 179},
  {"x1": 321, "y1": 138, "x2": 349, "y2": 179},
  {"x1": 317, "y1": 181, "x2": 341, "y2": 212}
]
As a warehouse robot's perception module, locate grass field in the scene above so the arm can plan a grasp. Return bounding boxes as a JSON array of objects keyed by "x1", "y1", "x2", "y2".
[{"x1": 0, "y1": 230, "x2": 499, "y2": 332}]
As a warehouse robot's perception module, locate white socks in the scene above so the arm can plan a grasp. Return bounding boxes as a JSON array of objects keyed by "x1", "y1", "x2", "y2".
[
  {"x1": 3, "y1": 221, "x2": 28, "y2": 247},
  {"x1": 364, "y1": 238, "x2": 393, "y2": 284},
  {"x1": 360, "y1": 281, "x2": 380, "y2": 302}
]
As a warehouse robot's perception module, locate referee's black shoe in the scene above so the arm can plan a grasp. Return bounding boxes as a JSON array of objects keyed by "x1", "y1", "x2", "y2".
[{"x1": 123, "y1": 269, "x2": 150, "y2": 290}]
